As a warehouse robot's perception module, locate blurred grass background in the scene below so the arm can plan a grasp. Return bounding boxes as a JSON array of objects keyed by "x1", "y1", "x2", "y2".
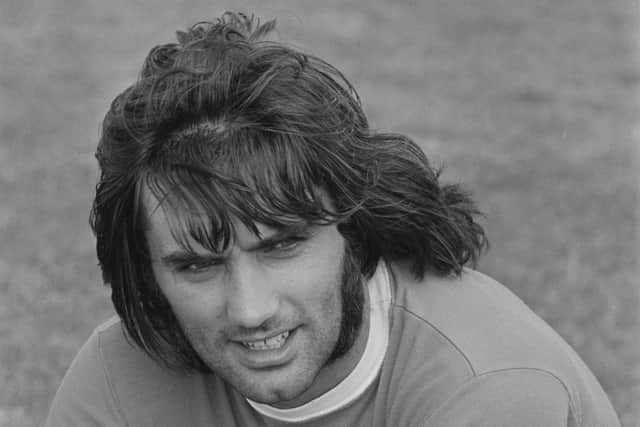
[{"x1": 0, "y1": 0, "x2": 638, "y2": 425}]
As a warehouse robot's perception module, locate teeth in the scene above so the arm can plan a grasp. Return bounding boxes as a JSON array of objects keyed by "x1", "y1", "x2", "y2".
[{"x1": 243, "y1": 331, "x2": 290, "y2": 350}]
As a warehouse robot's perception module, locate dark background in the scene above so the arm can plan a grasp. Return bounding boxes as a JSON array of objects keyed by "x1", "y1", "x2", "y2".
[{"x1": 1, "y1": 0, "x2": 638, "y2": 425}]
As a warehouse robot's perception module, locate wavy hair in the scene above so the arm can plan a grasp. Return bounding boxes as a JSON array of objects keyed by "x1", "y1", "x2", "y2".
[{"x1": 90, "y1": 12, "x2": 488, "y2": 371}]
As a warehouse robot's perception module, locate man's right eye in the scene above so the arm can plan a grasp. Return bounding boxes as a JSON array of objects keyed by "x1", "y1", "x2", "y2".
[
  {"x1": 174, "y1": 259, "x2": 223, "y2": 276},
  {"x1": 176, "y1": 262, "x2": 209, "y2": 273}
]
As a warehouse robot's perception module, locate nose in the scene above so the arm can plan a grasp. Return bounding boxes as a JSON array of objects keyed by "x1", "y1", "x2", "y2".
[{"x1": 225, "y1": 259, "x2": 279, "y2": 328}]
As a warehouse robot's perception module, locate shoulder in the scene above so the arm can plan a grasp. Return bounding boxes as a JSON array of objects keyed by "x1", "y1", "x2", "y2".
[
  {"x1": 46, "y1": 317, "x2": 219, "y2": 427},
  {"x1": 422, "y1": 368, "x2": 571, "y2": 427},
  {"x1": 94, "y1": 317, "x2": 222, "y2": 426},
  {"x1": 45, "y1": 317, "x2": 127, "y2": 426},
  {"x1": 382, "y1": 263, "x2": 620, "y2": 426},
  {"x1": 388, "y1": 264, "x2": 575, "y2": 375}
]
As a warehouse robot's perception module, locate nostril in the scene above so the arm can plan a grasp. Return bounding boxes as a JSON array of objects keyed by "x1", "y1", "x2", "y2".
[{"x1": 225, "y1": 289, "x2": 279, "y2": 328}]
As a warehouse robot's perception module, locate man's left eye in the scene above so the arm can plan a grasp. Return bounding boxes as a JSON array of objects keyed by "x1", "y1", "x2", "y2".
[{"x1": 269, "y1": 237, "x2": 303, "y2": 253}]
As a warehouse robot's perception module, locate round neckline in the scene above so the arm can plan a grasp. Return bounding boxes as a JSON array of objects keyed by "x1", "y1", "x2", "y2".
[{"x1": 246, "y1": 263, "x2": 391, "y2": 423}]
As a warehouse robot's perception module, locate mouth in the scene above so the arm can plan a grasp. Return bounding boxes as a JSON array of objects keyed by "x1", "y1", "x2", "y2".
[{"x1": 241, "y1": 330, "x2": 292, "y2": 351}]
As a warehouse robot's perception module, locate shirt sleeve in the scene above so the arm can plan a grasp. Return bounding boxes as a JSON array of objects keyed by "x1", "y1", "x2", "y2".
[
  {"x1": 44, "y1": 330, "x2": 125, "y2": 427},
  {"x1": 422, "y1": 369, "x2": 571, "y2": 427}
]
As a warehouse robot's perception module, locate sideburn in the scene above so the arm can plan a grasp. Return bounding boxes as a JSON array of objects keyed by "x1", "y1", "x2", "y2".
[{"x1": 327, "y1": 243, "x2": 365, "y2": 363}]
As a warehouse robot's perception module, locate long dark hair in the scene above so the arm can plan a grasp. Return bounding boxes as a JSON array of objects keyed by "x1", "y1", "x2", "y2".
[{"x1": 90, "y1": 12, "x2": 487, "y2": 371}]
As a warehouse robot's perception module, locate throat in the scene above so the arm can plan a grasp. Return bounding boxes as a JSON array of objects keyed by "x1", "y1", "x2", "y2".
[
  {"x1": 271, "y1": 292, "x2": 371, "y2": 409},
  {"x1": 246, "y1": 261, "x2": 392, "y2": 423}
]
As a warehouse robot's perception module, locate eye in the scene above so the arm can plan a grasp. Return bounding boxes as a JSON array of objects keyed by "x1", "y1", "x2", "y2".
[
  {"x1": 176, "y1": 261, "x2": 210, "y2": 273},
  {"x1": 273, "y1": 238, "x2": 299, "y2": 250},
  {"x1": 266, "y1": 236, "x2": 305, "y2": 256},
  {"x1": 174, "y1": 258, "x2": 223, "y2": 277}
]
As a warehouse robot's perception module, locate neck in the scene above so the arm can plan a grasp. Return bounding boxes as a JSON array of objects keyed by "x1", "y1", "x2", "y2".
[{"x1": 270, "y1": 287, "x2": 371, "y2": 409}]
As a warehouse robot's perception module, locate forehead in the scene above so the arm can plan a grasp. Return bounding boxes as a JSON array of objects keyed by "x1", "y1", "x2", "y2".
[{"x1": 141, "y1": 183, "x2": 310, "y2": 255}]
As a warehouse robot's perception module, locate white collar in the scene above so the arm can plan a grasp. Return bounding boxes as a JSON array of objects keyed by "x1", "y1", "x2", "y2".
[{"x1": 247, "y1": 262, "x2": 392, "y2": 423}]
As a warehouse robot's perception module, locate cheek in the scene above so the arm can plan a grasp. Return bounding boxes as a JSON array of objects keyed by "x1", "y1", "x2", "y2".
[
  {"x1": 293, "y1": 250, "x2": 345, "y2": 318},
  {"x1": 314, "y1": 236, "x2": 346, "y2": 296},
  {"x1": 289, "y1": 252, "x2": 342, "y2": 294},
  {"x1": 155, "y1": 270, "x2": 226, "y2": 326},
  {"x1": 171, "y1": 293, "x2": 223, "y2": 326}
]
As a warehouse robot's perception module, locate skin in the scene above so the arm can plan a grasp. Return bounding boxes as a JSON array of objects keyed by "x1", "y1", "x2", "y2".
[{"x1": 144, "y1": 191, "x2": 370, "y2": 407}]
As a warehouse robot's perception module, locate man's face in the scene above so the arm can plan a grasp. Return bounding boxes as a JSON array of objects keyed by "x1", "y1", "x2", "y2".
[{"x1": 144, "y1": 194, "x2": 365, "y2": 406}]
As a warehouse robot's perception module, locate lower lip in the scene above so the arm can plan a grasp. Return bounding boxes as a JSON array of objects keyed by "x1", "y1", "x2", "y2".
[{"x1": 234, "y1": 329, "x2": 297, "y2": 369}]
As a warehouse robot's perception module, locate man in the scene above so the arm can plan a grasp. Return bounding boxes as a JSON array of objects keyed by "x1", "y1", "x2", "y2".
[{"x1": 46, "y1": 12, "x2": 620, "y2": 426}]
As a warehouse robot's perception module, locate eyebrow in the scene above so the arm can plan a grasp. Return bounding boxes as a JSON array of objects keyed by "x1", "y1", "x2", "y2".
[
  {"x1": 249, "y1": 223, "x2": 313, "y2": 252},
  {"x1": 160, "y1": 251, "x2": 225, "y2": 268},
  {"x1": 159, "y1": 223, "x2": 314, "y2": 266}
]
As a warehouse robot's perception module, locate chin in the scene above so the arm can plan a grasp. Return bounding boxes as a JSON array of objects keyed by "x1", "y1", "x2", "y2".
[
  {"x1": 242, "y1": 381, "x2": 310, "y2": 405},
  {"x1": 250, "y1": 368, "x2": 322, "y2": 406}
]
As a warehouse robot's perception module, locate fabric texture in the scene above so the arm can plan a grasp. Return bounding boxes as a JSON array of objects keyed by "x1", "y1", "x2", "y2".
[{"x1": 45, "y1": 266, "x2": 621, "y2": 426}]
